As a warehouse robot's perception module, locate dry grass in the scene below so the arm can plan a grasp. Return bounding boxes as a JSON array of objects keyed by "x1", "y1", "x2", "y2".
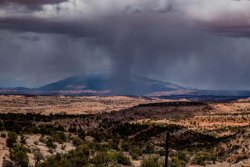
[
  {"x1": 131, "y1": 101, "x2": 250, "y2": 138},
  {"x1": 0, "y1": 135, "x2": 8, "y2": 167},
  {"x1": 209, "y1": 102, "x2": 250, "y2": 115},
  {"x1": 0, "y1": 95, "x2": 176, "y2": 115}
]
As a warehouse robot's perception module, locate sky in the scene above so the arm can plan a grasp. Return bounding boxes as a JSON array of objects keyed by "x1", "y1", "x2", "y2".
[{"x1": 1, "y1": 0, "x2": 250, "y2": 89}]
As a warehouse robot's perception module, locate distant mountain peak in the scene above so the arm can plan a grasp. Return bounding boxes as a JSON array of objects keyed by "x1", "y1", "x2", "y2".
[
  {"x1": 36, "y1": 74, "x2": 186, "y2": 96},
  {"x1": 1, "y1": 74, "x2": 250, "y2": 98}
]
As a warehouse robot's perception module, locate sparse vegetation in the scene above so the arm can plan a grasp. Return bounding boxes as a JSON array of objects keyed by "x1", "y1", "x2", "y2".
[
  {"x1": 9, "y1": 145, "x2": 29, "y2": 167},
  {"x1": 0, "y1": 96, "x2": 250, "y2": 166},
  {"x1": 6, "y1": 132, "x2": 18, "y2": 148},
  {"x1": 141, "y1": 156, "x2": 161, "y2": 167},
  {"x1": 34, "y1": 149, "x2": 45, "y2": 166},
  {"x1": 192, "y1": 150, "x2": 216, "y2": 165}
]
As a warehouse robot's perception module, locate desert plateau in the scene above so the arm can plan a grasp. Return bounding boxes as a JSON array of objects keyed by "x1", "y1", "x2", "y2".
[{"x1": 0, "y1": 95, "x2": 250, "y2": 167}]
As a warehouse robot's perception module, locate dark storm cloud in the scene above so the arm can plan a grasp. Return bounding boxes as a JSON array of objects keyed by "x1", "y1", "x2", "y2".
[
  {"x1": 20, "y1": 35, "x2": 40, "y2": 41},
  {"x1": 0, "y1": 0, "x2": 67, "y2": 9},
  {"x1": 0, "y1": 0, "x2": 250, "y2": 89},
  {"x1": 0, "y1": 30, "x2": 111, "y2": 87},
  {"x1": 201, "y1": 22, "x2": 250, "y2": 38}
]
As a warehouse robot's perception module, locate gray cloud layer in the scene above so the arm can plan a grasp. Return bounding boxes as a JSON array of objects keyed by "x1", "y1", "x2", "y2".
[
  {"x1": 0, "y1": 0, "x2": 67, "y2": 10},
  {"x1": 0, "y1": 0, "x2": 250, "y2": 89}
]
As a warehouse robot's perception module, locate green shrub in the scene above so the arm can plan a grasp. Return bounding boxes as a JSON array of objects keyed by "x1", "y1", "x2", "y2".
[
  {"x1": 68, "y1": 126, "x2": 77, "y2": 133},
  {"x1": 144, "y1": 143, "x2": 155, "y2": 154},
  {"x1": 91, "y1": 151, "x2": 113, "y2": 165},
  {"x1": 46, "y1": 137, "x2": 57, "y2": 149},
  {"x1": 217, "y1": 147, "x2": 226, "y2": 157},
  {"x1": 72, "y1": 137, "x2": 84, "y2": 146},
  {"x1": 178, "y1": 149, "x2": 191, "y2": 162},
  {"x1": 121, "y1": 141, "x2": 131, "y2": 151},
  {"x1": 34, "y1": 149, "x2": 44, "y2": 166},
  {"x1": 10, "y1": 145, "x2": 29, "y2": 167},
  {"x1": 170, "y1": 156, "x2": 186, "y2": 167},
  {"x1": 141, "y1": 156, "x2": 161, "y2": 167},
  {"x1": 38, "y1": 144, "x2": 90, "y2": 167},
  {"x1": 91, "y1": 151, "x2": 131, "y2": 166},
  {"x1": 109, "y1": 140, "x2": 119, "y2": 150},
  {"x1": 130, "y1": 147, "x2": 143, "y2": 160},
  {"x1": 115, "y1": 152, "x2": 131, "y2": 166},
  {"x1": 77, "y1": 129, "x2": 85, "y2": 139},
  {"x1": 51, "y1": 132, "x2": 67, "y2": 144},
  {"x1": 6, "y1": 132, "x2": 18, "y2": 148},
  {"x1": 193, "y1": 150, "x2": 216, "y2": 165}
]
